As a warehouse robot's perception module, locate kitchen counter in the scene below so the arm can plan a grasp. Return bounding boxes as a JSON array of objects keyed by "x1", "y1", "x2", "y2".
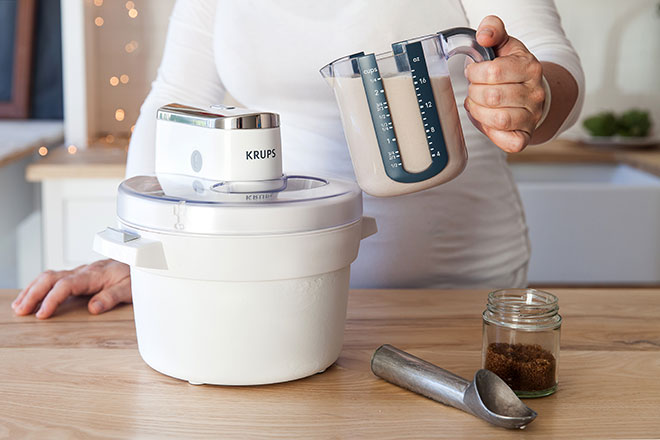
[
  {"x1": 1, "y1": 288, "x2": 659, "y2": 439},
  {"x1": 25, "y1": 145, "x2": 127, "y2": 181},
  {"x1": 508, "y1": 138, "x2": 660, "y2": 177},
  {"x1": 23, "y1": 138, "x2": 660, "y2": 181},
  {"x1": 0, "y1": 120, "x2": 63, "y2": 168}
]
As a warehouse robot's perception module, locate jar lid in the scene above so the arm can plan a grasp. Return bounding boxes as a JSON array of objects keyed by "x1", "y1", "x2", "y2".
[{"x1": 117, "y1": 174, "x2": 363, "y2": 235}]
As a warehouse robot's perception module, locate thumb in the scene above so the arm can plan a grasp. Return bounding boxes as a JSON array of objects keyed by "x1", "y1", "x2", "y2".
[
  {"x1": 476, "y1": 15, "x2": 509, "y2": 50},
  {"x1": 88, "y1": 277, "x2": 132, "y2": 315}
]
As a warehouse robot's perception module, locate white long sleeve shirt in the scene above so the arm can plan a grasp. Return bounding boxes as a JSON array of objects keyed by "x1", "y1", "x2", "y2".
[{"x1": 127, "y1": 0, "x2": 585, "y2": 288}]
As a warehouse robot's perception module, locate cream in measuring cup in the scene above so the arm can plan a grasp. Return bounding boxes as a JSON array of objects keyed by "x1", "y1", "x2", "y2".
[{"x1": 321, "y1": 28, "x2": 495, "y2": 197}]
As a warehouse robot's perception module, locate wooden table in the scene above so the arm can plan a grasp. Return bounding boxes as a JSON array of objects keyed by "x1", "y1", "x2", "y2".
[{"x1": 1, "y1": 288, "x2": 659, "y2": 439}]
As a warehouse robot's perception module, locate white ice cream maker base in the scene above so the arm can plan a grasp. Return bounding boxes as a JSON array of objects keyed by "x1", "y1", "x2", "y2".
[{"x1": 94, "y1": 103, "x2": 377, "y2": 386}]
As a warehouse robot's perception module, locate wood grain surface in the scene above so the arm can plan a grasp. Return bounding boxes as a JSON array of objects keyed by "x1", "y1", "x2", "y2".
[
  {"x1": 1, "y1": 288, "x2": 659, "y2": 439},
  {"x1": 508, "y1": 139, "x2": 660, "y2": 178}
]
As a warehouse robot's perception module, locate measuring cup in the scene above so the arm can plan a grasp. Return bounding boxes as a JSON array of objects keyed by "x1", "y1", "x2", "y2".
[{"x1": 320, "y1": 28, "x2": 495, "y2": 197}]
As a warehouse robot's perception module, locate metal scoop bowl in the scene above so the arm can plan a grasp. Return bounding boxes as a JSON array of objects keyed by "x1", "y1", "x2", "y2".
[{"x1": 371, "y1": 344, "x2": 537, "y2": 429}]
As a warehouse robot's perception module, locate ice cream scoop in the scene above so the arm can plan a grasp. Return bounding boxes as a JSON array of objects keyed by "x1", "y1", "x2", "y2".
[{"x1": 371, "y1": 344, "x2": 537, "y2": 429}]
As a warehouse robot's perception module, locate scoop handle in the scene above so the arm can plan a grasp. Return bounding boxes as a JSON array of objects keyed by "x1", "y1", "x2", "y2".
[{"x1": 371, "y1": 344, "x2": 471, "y2": 413}]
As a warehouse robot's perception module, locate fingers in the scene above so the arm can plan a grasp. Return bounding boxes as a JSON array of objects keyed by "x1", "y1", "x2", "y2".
[
  {"x1": 466, "y1": 54, "x2": 542, "y2": 85},
  {"x1": 12, "y1": 278, "x2": 38, "y2": 309},
  {"x1": 465, "y1": 97, "x2": 535, "y2": 133},
  {"x1": 468, "y1": 83, "x2": 545, "y2": 116},
  {"x1": 12, "y1": 259, "x2": 128, "y2": 318},
  {"x1": 34, "y1": 269, "x2": 97, "y2": 319},
  {"x1": 464, "y1": 97, "x2": 533, "y2": 153},
  {"x1": 463, "y1": 29, "x2": 545, "y2": 153},
  {"x1": 481, "y1": 128, "x2": 531, "y2": 153},
  {"x1": 476, "y1": 15, "x2": 508, "y2": 49},
  {"x1": 88, "y1": 277, "x2": 132, "y2": 315},
  {"x1": 12, "y1": 270, "x2": 71, "y2": 316}
]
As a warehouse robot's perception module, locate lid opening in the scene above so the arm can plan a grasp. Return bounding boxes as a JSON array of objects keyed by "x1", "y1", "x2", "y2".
[{"x1": 211, "y1": 177, "x2": 288, "y2": 194}]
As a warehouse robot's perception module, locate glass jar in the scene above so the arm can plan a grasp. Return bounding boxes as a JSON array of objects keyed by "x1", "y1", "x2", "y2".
[{"x1": 482, "y1": 289, "x2": 561, "y2": 398}]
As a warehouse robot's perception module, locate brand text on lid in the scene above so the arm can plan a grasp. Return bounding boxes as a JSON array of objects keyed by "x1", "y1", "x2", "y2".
[{"x1": 246, "y1": 149, "x2": 277, "y2": 160}]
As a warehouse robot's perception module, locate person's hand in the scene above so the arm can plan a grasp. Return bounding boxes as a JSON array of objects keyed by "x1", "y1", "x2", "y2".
[
  {"x1": 11, "y1": 259, "x2": 131, "y2": 319},
  {"x1": 464, "y1": 15, "x2": 546, "y2": 153}
]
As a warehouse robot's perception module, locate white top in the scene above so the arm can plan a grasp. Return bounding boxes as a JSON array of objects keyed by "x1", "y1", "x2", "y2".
[{"x1": 127, "y1": 0, "x2": 585, "y2": 288}]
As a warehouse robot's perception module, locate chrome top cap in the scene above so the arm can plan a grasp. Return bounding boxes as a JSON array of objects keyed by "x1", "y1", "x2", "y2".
[{"x1": 156, "y1": 103, "x2": 280, "y2": 130}]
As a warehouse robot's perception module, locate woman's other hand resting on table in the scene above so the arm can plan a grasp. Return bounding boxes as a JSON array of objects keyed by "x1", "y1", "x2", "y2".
[{"x1": 12, "y1": 259, "x2": 131, "y2": 319}]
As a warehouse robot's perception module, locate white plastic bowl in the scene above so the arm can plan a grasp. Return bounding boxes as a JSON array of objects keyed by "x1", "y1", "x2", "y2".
[{"x1": 94, "y1": 216, "x2": 376, "y2": 385}]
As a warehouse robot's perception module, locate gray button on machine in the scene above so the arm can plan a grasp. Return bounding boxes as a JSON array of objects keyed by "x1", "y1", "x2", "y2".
[
  {"x1": 191, "y1": 150, "x2": 203, "y2": 173},
  {"x1": 192, "y1": 180, "x2": 204, "y2": 194}
]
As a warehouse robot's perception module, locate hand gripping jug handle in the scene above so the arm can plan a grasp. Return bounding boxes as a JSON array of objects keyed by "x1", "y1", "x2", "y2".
[{"x1": 440, "y1": 27, "x2": 496, "y2": 64}]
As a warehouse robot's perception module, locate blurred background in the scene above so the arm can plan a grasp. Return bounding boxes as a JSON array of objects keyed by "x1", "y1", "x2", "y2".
[{"x1": 0, "y1": 0, "x2": 658, "y2": 288}]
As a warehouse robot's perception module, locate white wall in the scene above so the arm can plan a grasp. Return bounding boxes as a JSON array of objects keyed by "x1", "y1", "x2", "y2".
[
  {"x1": 0, "y1": 156, "x2": 38, "y2": 288},
  {"x1": 555, "y1": 0, "x2": 660, "y2": 133},
  {"x1": 75, "y1": 0, "x2": 176, "y2": 144}
]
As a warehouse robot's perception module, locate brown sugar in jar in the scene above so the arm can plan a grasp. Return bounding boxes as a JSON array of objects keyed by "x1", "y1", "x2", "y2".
[
  {"x1": 482, "y1": 289, "x2": 561, "y2": 398},
  {"x1": 485, "y1": 342, "x2": 556, "y2": 392}
]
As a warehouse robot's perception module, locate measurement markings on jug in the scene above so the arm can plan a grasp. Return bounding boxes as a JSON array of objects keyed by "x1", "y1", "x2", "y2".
[
  {"x1": 357, "y1": 43, "x2": 449, "y2": 182},
  {"x1": 405, "y1": 41, "x2": 448, "y2": 164},
  {"x1": 357, "y1": 57, "x2": 402, "y2": 171}
]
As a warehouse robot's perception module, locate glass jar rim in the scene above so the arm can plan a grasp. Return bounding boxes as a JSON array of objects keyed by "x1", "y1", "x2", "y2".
[
  {"x1": 488, "y1": 288, "x2": 558, "y2": 310},
  {"x1": 484, "y1": 288, "x2": 561, "y2": 330}
]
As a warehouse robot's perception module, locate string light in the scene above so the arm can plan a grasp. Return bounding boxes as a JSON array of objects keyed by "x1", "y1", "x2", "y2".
[
  {"x1": 67, "y1": 145, "x2": 78, "y2": 155},
  {"x1": 94, "y1": 0, "x2": 103, "y2": 6},
  {"x1": 124, "y1": 40, "x2": 138, "y2": 53},
  {"x1": 105, "y1": 3, "x2": 140, "y2": 136},
  {"x1": 94, "y1": 17, "x2": 104, "y2": 27},
  {"x1": 38, "y1": 146, "x2": 48, "y2": 156}
]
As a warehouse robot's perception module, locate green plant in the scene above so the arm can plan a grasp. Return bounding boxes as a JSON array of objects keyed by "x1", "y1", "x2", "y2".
[
  {"x1": 582, "y1": 111, "x2": 618, "y2": 137},
  {"x1": 617, "y1": 109, "x2": 652, "y2": 137},
  {"x1": 582, "y1": 109, "x2": 652, "y2": 137}
]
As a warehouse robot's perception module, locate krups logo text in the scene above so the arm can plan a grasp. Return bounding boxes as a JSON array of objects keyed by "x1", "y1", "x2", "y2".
[{"x1": 246, "y1": 149, "x2": 277, "y2": 160}]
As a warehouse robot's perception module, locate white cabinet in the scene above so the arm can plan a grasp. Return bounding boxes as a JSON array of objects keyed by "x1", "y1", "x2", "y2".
[
  {"x1": 41, "y1": 177, "x2": 121, "y2": 270},
  {"x1": 512, "y1": 163, "x2": 660, "y2": 284},
  {"x1": 25, "y1": 146, "x2": 127, "y2": 281}
]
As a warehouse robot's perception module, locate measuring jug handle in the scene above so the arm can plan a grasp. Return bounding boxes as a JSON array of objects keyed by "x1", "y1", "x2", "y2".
[{"x1": 439, "y1": 27, "x2": 496, "y2": 63}]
